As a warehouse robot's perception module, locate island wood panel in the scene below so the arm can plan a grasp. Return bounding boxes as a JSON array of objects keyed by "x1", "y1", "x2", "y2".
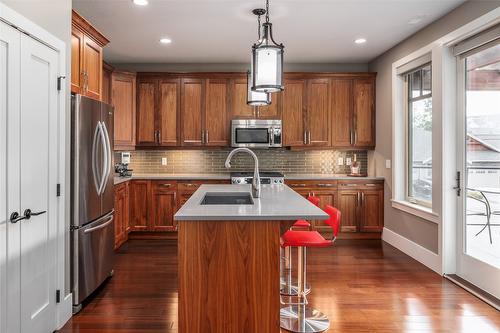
[
  {"x1": 353, "y1": 78, "x2": 375, "y2": 148},
  {"x1": 205, "y1": 79, "x2": 229, "y2": 146},
  {"x1": 112, "y1": 71, "x2": 136, "y2": 149},
  {"x1": 331, "y1": 79, "x2": 353, "y2": 147},
  {"x1": 129, "y1": 180, "x2": 151, "y2": 231},
  {"x1": 151, "y1": 181, "x2": 177, "y2": 231},
  {"x1": 178, "y1": 220, "x2": 280, "y2": 333},
  {"x1": 337, "y1": 190, "x2": 359, "y2": 232},
  {"x1": 231, "y1": 78, "x2": 256, "y2": 119},
  {"x1": 307, "y1": 78, "x2": 331, "y2": 147},
  {"x1": 136, "y1": 80, "x2": 157, "y2": 145},
  {"x1": 282, "y1": 79, "x2": 307, "y2": 146},
  {"x1": 360, "y1": 188, "x2": 384, "y2": 232},
  {"x1": 159, "y1": 79, "x2": 180, "y2": 146},
  {"x1": 181, "y1": 79, "x2": 204, "y2": 146}
]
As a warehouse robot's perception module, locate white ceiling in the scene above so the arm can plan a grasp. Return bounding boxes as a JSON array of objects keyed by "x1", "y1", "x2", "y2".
[{"x1": 72, "y1": 0, "x2": 466, "y2": 64}]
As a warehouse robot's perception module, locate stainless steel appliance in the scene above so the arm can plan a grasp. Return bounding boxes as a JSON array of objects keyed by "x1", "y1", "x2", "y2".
[
  {"x1": 231, "y1": 171, "x2": 284, "y2": 185},
  {"x1": 231, "y1": 119, "x2": 282, "y2": 148},
  {"x1": 71, "y1": 94, "x2": 115, "y2": 312}
]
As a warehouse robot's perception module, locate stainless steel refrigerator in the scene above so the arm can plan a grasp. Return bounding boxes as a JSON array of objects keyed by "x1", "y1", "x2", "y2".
[{"x1": 71, "y1": 94, "x2": 115, "y2": 312}]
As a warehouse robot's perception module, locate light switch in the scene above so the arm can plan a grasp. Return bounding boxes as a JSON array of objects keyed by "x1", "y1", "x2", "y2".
[
  {"x1": 385, "y1": 159, "x2": 391, "y2": 169},
  {"x1": 346, "y1": 157, "x2": 352, "y2": 165},
  {"x1": 161, "y1": 157, "x2": 167, "y2": 166},
  {"x1": 337, "y1": 157, "x2": 344, "y2": 166}
]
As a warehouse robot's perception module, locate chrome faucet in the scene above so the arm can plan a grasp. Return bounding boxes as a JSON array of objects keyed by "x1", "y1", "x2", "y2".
[{"x1": 225, "y1": 148, "x2": 261, "y2": 198}]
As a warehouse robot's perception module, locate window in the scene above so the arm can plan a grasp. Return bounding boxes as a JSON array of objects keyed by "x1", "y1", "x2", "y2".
[{"x1": 405, "y1": 64, "x2": 432, "y2": 207}]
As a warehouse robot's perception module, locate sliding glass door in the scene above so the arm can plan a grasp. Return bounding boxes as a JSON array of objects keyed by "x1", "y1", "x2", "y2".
[{"x1": 457, "y1": 40, "x2": 500, "y2": 298}]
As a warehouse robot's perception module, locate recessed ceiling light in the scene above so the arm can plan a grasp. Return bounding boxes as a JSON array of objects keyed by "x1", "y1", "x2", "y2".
[
  {"x1": 408, "y1": 15, "x2": 427, "y2": 25},
  {"x1": 132, "y1": 0, "x2": 148, "y2": 6},
  {"x1": 354, "y1": 38, "x2": 367, "y2": 44},
  {"x1": 159, "y1": 38, "x2": 172, "y2": 44}
]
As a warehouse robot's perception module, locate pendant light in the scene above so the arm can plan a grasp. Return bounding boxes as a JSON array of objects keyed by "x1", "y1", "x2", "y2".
[
  {"x1": 251, "y1": 0, "x2": 284, "y2": 93},
  {"x1": 247, "y1": 9, "x2": 271, "y2": 106}
]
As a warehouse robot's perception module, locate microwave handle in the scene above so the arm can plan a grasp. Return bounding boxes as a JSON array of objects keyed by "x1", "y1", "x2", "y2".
[{"x1": 269, "y1": 127, "x2": 274, "y2": 146}]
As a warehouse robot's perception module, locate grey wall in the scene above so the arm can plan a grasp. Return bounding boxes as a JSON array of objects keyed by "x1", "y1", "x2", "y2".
[
  {"x1": 111, "y1": 62, "x2": 369, "y2": 73},
  {"x1": 368, "y1": 0, "x2": 500, "y2": 253}
]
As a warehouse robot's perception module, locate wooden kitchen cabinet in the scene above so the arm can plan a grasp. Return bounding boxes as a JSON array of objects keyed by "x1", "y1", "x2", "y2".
[
  {"x1": 359, "y1": 188, "x2": 384, "y2": 232},
  {"x1": 337, "y1": 190, "x2": 359, "y2": 232},
  {"x1": 102, "y1": 62, "x2": 113, "y2": 104},
  {"x1": 181, "y1": 78, "x2": 204, "y2": 146},
  {"x1": 151, "y1": 181, "x2": 177, "y2": 231},
  {"x1": 230, "y1": 76, "x2": 281, "y2": 120},
  {"x1": 114, "y1": 182, "x2": 129, "y2": 249},
  {"x1": 71, "y1": 10, "x2": 109, "y2": 100},
  {"x1": 112, "y1": 71, "x2": 136, "y2": 150},
  {"x1": 205, "y1": 79, "x2": 230, "y2": 146},
  {"x1": 130, "y1": 180, "x2": 151, "y2": 231},
  {"x1": 136, "y1": 78, "x2": 180, "y2": 147},
  {"x1": 282, "y1": 78, "x2": 330, "y2": 147},
  {"x1": 331, "y1": 77, "x2": 376, "y2": 149}
]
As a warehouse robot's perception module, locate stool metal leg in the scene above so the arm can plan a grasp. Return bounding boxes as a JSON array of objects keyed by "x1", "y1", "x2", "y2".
[
  {"x1": 281, "y1": 247, "x2": 311, "y2": 296},
  {"x1": 280, "y1": 247, "x2": 329, "y2": 333}
]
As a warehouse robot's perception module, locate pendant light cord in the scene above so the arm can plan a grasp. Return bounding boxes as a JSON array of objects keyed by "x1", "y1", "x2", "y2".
[
  {"x1": 257, "y1": 13, "x2": 261, "y2": 40},
  {"x1": 265, "y1": 0, "x2": 270, "y2": 23}
]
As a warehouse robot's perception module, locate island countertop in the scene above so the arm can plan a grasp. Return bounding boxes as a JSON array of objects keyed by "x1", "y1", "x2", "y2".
[{"x1": 174, "y1": 184, "x2": 329, "y2": 221}]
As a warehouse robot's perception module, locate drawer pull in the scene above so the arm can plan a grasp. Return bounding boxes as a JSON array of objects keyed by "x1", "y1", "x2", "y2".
[
  {"x1": 316, "y1": 184, "x2": 335, "y2": 187},
  {"x1": 365, "y1": 183, "x2": 377, "y2": 186},
  {"x1": 342, "y1": 184, "x2": 358, "y2": 187},
  {"x1": 290, "y1": 184, "x2": 307, "y2": 187},
  {"x1": 160, "y1": 183, "x2": 172, "y2": 187},
  {"x1": 183, "y1": 183, "x2": 197, "y2": 187}
]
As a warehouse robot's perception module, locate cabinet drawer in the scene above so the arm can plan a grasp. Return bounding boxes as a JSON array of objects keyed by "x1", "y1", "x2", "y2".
[
  {"x1": 338, "y1": 179, "x2": 383, "y2": 189},
  {"x1": 286, "y1": 180, "x2": 338, "y2": 190},
  {"x1": 152, "y1": 180, "x2": 177, "y2": 192},
  {"x1": 178, "y1": 180, "x2": 229, "y2": 192}
]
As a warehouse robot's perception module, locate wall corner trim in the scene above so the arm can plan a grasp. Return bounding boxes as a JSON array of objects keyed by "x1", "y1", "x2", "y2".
[{"x1": 382, "y1": 227, "x2": 442, "y2": 274}]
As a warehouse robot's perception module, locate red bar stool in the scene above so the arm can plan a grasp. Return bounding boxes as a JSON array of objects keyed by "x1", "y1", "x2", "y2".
[
  {"x1": 281, "y1": 196, "x2": 319, "y2": 296},
  {"x1": 280, "y1": 205, "x2": 341, "y2": 333}
]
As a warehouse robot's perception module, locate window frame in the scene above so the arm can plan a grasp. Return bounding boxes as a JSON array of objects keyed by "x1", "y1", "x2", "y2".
[{"x1": 404, "y1": 64, "x2": 433, "y2": 208}]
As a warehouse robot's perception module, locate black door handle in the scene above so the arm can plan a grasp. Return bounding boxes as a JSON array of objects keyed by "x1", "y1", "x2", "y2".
[
  {"x1": 10, "y1": 212, "x2": 28, "y2": 223},
  {"x1": 23, "y1": 209, "x2": 46, "y2": 219}
]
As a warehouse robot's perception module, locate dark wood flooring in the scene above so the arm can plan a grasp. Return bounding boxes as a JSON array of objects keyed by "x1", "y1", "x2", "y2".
[{"x1": 58, "y1": 239, "x2": 500, "y2": 333}]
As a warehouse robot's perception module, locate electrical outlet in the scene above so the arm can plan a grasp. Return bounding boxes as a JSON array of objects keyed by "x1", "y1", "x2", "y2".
[
  {"x1": 337, "y1": 157, "x2": 344, "y2": 166},
  {"x1": 386, "y1": 159, "x2": 391, "y2": 169},
  {"x1": 161, "y1": 157, "x2": 167, "y2": 166},
  {"x1": 346, "y1": 157, "x2": 352, "y2": 165}
]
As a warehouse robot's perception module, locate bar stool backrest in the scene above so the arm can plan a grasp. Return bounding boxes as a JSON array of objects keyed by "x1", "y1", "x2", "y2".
[
  {"x1": 324, "y1": 205, "x2": 341, "y2": 237},
  {"x1": 307, "y1": 195, "x2": 320, "y2": 207}
]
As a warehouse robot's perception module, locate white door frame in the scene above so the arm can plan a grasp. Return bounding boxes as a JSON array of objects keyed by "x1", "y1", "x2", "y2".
[{"x1": 0, "y1": 2, "x2": 70, "y2": 330}]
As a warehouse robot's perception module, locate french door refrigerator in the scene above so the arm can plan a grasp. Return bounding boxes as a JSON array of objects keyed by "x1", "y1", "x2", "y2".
[{"x1": 71, "y1": 94, "x2": 115, "y2": 312}]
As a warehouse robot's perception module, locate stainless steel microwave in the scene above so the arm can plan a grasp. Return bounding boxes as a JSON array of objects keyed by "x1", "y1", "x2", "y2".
[{"x1": 231, "y1": 119, "x2": 282, "y2": 148}]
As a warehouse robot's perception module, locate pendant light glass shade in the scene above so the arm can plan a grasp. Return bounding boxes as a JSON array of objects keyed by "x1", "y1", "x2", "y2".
[
  {"x1": 252, "y1": 22, "x2": 284, "y2": 92},
  {"x1": 247, "y1": 70, "x2": 270, "y2": 106}
]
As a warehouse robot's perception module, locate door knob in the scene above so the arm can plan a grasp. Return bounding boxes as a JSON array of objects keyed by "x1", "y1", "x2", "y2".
[
  {"x1": 10, "y1": 212, "x2": 27, "y2": 223},
  {"x1": 23, "y1": 209, "x2": 46, "y2": 219}
]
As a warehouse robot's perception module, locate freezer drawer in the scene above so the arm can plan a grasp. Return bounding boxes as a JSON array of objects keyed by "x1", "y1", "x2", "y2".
[{"x1": 72, "y1": 211, "x2": 115, "y2": 307}]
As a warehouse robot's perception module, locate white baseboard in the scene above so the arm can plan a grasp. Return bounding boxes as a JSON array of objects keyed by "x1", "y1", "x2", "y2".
[
  {"x1": 382, "y1": 227, "x2": 442, "y2": 274},
  {"x1": 56, "y1": 293, "x2": 73, "y2": 329}
]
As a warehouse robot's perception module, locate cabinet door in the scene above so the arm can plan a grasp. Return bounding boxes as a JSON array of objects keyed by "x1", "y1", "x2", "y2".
[
  {"x1": 114, "y1": 183, "x2": 129, "y2": 249},
  {"x1": 151, "y1": 182, "x2": 177, "y2": 231},
  {"x1": 307, "y1": 79, "x2": 330, "y2": 147},
  {"x1": 71, "y1": 29, "x2": 84, "y2": 94},
  {"x1": 130, "y1": 180, "x2": 150, "y2": 231},
  {"x1": 181, "y1": 79, "x2": 204, "y2": 146},
  {"x1": 112, "y1": 71, "x2": 136, "y2": 149},
  {"x1": 159, "y1": 79, "x2": 179, "y2": 146},
  {"x1": 231, "y1": 78, "x2": 255, "y2": 119},
  {"x1": 82, "y1": 35, "x2": 102, "y2": 100},
  {"x1": 205, "y1": 79, "x2": 229, "y2": 146},
  {"x1": 338, "y1": 190, "x2": 359, "y2": 232},
  {"x1": 360, "y1": 189, "x2": 384, "y2": 232},
  {"x1": 331, "y1": 79, "x2": 353, "y2": 147},
  {"x1": 353, "y1": 79, "x2": 375, "y2": 148},
  {"x1": 258, "y1": 93, "x2": 281, "y2": 119},
  {"x1": 311, "y1": 190, "x2": 337, "y2": 232},
  {"x1": 282, "y1": 79, "x2": 307, "y2": 147},
  {"x1": 102, "y1": 63, "x2": 113, "y2": 104},
  {"x1": 136, "y1": 80, "x2": 157, "y2": 145}
]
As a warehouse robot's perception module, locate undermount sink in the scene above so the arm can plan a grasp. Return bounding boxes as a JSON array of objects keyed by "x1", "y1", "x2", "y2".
[{"x1": 201, "y1": 192, "x2": 254, "y2": 205}]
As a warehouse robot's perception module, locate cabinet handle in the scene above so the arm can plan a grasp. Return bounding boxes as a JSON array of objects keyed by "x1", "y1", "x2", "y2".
[
  {"x1": 160, "y1": 183, "x2": 172, "y2": 187},
  {"x1": 303, "y1": 131, "x2": 307, "y2": 145},
  {"x1": 205, "y1": 130, "x2": 209, "y2": 143},
  {"x1": 354, "y1": 130, "x2": 357, "y2": 145},
  {"x1": 365, "y1": 183, "x2": 377, "y2": 187},
  {"x1": 350, "y1": 130, "x2": 353, "y2": 145},
  {"x1": 317, "y1": 184, "x2": 335, "y2": 187},
  {"x1": 183, "y1": 183, "x2": 197, "y2": 187},
  {"x1": 158, "y1": 130, "x2": 161, "y2": 144},
  {"x1": 357, "y1": 192, "x2": 361, "y2": 206},
  {"x1": 361, "y1": 192, "x2": 365, "y2": 205},
  {"x1": 307, "y1": 131, "x2": 311, "y2": 145},
  {"x1": 201, "y1": 130, "x2": 205, "y2": 144},
  {"x1": 342, "y1": 183, "x2": 358, "y2": 187},
  {"x1": 290, "y1": 183, "x2": 307, "y2": 187}
]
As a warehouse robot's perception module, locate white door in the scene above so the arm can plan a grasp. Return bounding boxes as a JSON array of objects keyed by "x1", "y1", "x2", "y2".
[
  {"x1": 456, "y1": 40, "x2": 500, "y2": 299},
  {"x1": 19, "y1": 33, "x2": 59, "y2": 333},
  {"x1": 0, "y1": 20, "x2": 59, "y2": 333}
]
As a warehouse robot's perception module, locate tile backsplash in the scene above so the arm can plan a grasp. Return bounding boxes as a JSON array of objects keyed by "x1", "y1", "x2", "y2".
[{"x1": 116, "y1": 149, "x2": 368, "y2": 175}]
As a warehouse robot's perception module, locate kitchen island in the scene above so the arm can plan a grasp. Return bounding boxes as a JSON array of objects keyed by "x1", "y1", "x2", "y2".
[{"x1": 174, "y1": 184, "x2": 328, "y2": 333}]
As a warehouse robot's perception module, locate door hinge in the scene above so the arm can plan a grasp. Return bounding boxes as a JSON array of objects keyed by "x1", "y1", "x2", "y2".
[
  {"x1": 56, "y1": 290, "x2": 61, "y2": 303},
  {"x1": 56, "y1": 183, "x2": 61, "y2": 197},
  {"x1": 57, "y1": 76, "x2": 66, "y2": 91},
  {"x1": 453, "y1": 171, "x2": 461, "y2": 196}
]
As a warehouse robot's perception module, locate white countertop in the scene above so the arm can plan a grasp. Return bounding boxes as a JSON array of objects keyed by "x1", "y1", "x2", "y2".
[{"x1": 174, "y1": 184, "x2": 329, "y2": 221}]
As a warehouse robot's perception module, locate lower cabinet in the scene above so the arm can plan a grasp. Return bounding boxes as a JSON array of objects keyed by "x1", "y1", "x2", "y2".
[
  {"x1": 130, "y1": 180, "x2": 151, "y2": 231},
  {"x1": 151, "y1": 181, "x2": 177, "y2": 231},
  {"x1": 114, "y1": 181, "x2": 129, "y2": 249},
  {"x1": 287, "y1": 179, "x2": 384, "y2": 235}
]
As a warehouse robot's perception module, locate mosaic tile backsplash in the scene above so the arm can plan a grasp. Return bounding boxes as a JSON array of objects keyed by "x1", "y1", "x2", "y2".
[{"x1": 116, "y1": 149, "x2": 368, "y2": 175}]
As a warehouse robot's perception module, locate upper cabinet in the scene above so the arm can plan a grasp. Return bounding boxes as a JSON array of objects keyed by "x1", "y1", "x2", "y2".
[
  {"x1": 112, "y1": 71, "x2": 137, "y2": 150},
  {"x1": 331, "y1": 76, "x2": 376, "y2": 149},
  {"x1": 230, "y1": 75, "x2": 281, "y2": 120},
  {"x1": 282, "y1": 77, "x2": 330, "y2": 147},
  {"x1": 102, "y1": 62, "x2": 113, "y2": 104},
  {"x1": 71, "y1": 10, "x2": 109, "y2": 101}
]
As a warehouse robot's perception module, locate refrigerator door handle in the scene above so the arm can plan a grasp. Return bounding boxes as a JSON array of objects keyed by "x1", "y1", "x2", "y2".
[
  {"x1": 83, "y1": 215, "x2": 114, "y2": 234},
  {"x1": 97, "y1": 122, "x2": 108, "y2": 195},
  {"x1": 91, "y1": 122, "x2": 101, "y2": 194},
  {"x1": 101, "y1": 121, "x2": 112, "y2": 191}
]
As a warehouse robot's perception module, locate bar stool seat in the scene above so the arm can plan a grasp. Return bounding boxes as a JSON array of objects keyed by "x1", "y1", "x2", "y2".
[
  {"x1": 281, "y1": 230, "x2": 331, "y2": 248},
  {"x1": 292, "y1": 220, "x2": 311, "y2": 228}
]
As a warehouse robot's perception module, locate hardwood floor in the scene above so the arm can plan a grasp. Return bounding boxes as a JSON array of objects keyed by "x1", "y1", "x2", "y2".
[{"x1": 58, "y1": 239, "x2": 500, "y2": 333}]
